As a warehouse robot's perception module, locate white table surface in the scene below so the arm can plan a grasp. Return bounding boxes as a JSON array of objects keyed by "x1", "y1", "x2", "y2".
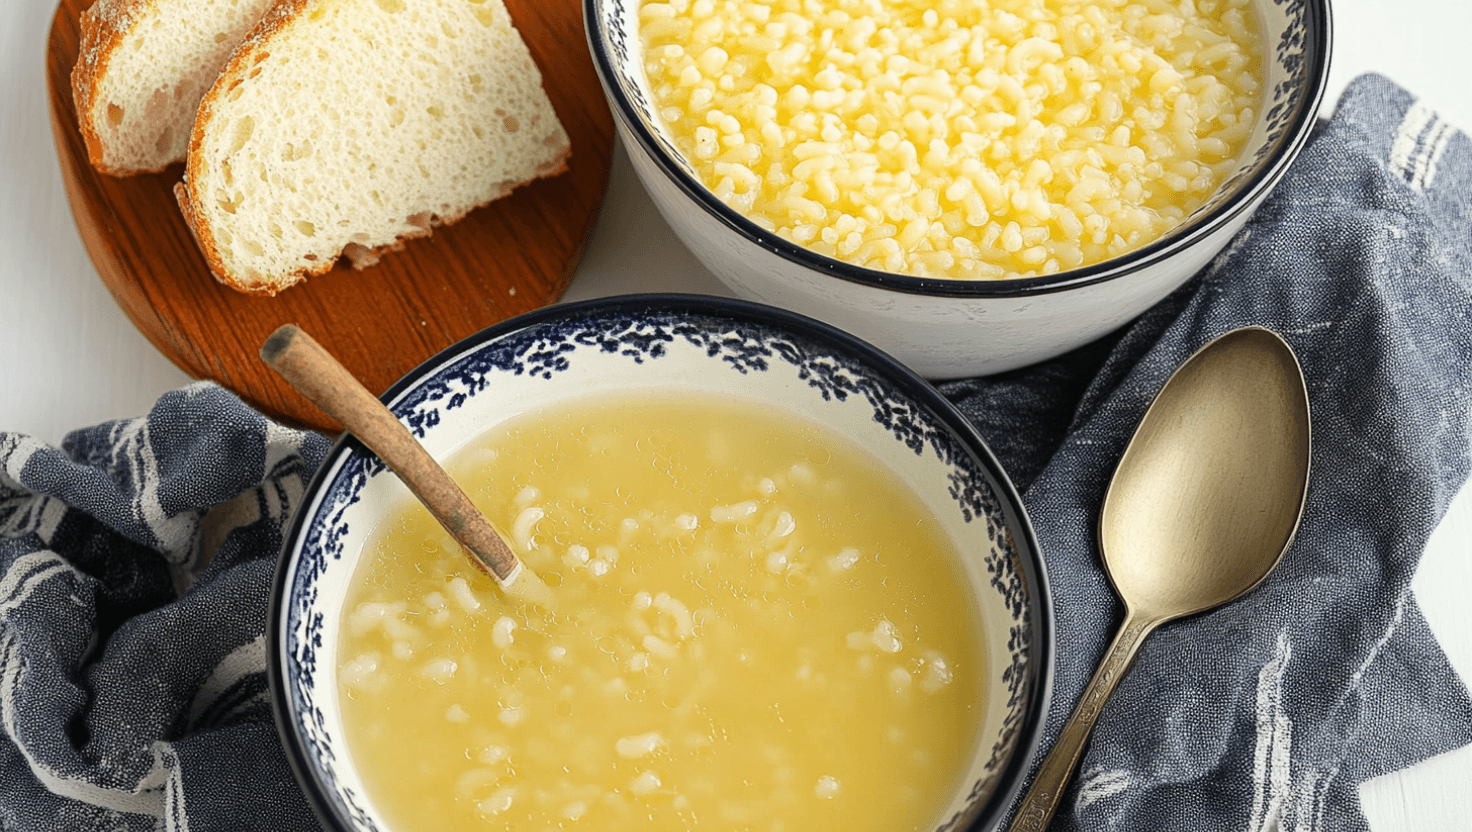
[{"x1": 2, "y1": 0, "x2": 1469, "y2": 826}]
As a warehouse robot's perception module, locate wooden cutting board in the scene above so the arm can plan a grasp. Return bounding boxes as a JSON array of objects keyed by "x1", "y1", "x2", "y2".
[{"x1": 45, "y1": 0, "x2": 613, "y2": 434}]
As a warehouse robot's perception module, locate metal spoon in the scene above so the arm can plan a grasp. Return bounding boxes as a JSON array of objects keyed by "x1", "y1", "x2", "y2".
[
  {"x1": 261, "y1": 324, "x2": 552, "y2": 606},
  {"x1": 1011, "y1": 326, "x2": 1311, "y2": 831}
]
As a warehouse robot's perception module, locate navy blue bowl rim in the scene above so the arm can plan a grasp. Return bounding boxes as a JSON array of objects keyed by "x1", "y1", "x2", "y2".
[
  {"x1": 268, "y1": 293, "x2": 1055, "y2": 832},
  {"x1": 582, "y1": 0, "x2": 1332, "y2": 299}
]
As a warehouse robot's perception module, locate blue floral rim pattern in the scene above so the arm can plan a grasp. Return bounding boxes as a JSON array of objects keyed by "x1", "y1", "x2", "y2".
[{"x1": 269, "y1": 294, "x2": 1053, "y2": 832}]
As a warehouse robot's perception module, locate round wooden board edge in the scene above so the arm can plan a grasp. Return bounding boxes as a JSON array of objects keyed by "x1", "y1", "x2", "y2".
[{"x1": 44, "y1": 0, "x2": 615, "y2": 434}]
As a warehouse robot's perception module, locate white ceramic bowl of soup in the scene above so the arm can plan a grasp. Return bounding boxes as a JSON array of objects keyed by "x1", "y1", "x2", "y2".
[
  {"x1": 270, "y1": 295, "x2": 1051, "y2": 832},
  {"x1": 584, "y1": 0, "x2": 1331, "y2": 377}
]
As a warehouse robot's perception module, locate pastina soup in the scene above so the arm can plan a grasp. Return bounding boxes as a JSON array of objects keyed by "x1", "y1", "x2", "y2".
[{"x1": 336, "y1": 391, "x2": 986, "y2": 831}]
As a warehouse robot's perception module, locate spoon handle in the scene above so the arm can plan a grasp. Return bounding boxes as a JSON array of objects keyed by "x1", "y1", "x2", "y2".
[
  {"x1": 260, "y1": 324, "x2": 524, "y2": 586},
  {"x1": 1010, "y1": 612, "x2": 1161, "y2": 831}
]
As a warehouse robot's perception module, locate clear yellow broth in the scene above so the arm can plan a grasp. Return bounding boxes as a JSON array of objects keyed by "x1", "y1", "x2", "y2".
[{"x1": 337, "y1": 392, "x2": 986, "y2": 832}]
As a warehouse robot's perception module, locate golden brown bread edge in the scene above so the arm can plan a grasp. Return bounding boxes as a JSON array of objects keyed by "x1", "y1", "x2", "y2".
[
  {"x1": 173, "y1": 0, "x2": 573, "y2": 296},
  {"x1": 175, "y1": 0, "x2": 308, "y2": 296},
  {"x1": 71, "y1": 0, "x2": 169, "y2": 177}
]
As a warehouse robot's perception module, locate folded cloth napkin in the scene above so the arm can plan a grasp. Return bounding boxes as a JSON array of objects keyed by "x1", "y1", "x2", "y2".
[
  {"x1": 0, "y1": 73, "x2": 1468, "y2": 832},
  {"x1": 0, "y1": 385, "x2": 330, "y2": 830}
]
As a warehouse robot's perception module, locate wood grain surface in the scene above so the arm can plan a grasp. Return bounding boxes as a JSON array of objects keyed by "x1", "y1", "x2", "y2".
[{"x1": 45, "y1": 0, "x2": 613, "y2": 433}]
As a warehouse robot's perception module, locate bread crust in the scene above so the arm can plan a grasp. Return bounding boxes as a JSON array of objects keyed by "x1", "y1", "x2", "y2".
[
  {"x1": 72, "y1": 0, "x2": 162, "y2": 176},
  {"x1": 178, "y1": 0, "x2": 573, "y2": 296},
  {"x1": 179, "y1": 0, "x2": 313, "y2": 296}
]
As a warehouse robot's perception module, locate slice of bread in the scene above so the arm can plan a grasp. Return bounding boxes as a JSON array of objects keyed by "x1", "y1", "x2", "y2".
[
  {"x1": 176, "y1": 0, "x2": 571, "y2": 295},
  {"x1": 73, "y1": 0, "x2": 277, "y2": 175}
]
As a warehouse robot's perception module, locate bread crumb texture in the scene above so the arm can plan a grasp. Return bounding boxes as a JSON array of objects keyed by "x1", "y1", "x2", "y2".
[
  {"x1": 183, "y1": 0, "x2": 571, "y2": 294},
  {"x1": 75, "y1": 0, "x2": 278, "y2": 174}
]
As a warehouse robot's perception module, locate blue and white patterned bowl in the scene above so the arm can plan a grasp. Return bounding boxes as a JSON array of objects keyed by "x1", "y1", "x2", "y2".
[
  {"x1": 269, "y1": 294, "x2": 1052, "y2": 832},
  {"x1": 584, "y1": 0, "x2": 1331, "y2": 378}
]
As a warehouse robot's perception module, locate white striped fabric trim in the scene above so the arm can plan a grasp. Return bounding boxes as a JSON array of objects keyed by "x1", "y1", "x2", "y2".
[
  {"x1": 1248, "y1": 630, "x2": 1295, "y2": 832},
  {"x1": 1415, "y1": 119, "x2": 1455, "y2": 191},
  {"x1": 1296, "y1": 765, "x2": 1339, "y2": 832},
  {"x1": 0, "y1": 494, "x2": 68, "y2": 544},
  {"x1": 1388, "y1": 101, "x2": 1434, "y2": 181},
  {"x1": 0, "y1": 429, "x2": 67, "y2": 544},
  {"x1": 187, "y1": 634, "x2": 268, "y2": 731},
  {"x1": 1074, "y1": 766, "x2": 1136, "y2": 813},
  {"x1": 159, "y1": 742, "x2": 190, "y2": 832},
  {"x1": 174, "y1": 490, "x2": 263, "y2": 595},
  {"x1": 0, "y1": 630, "x2": 168, "y2": 817},
  {"x1": 263, "y1": 420, "x2": 306, "y2": 481},
  {"x1": 113, "y1": 418, "x2": 198, "y2": 562},
  {"x1": 1350, "y1": 593, "x2": 1407, "y2": 692},
  {"x1": 1389, "y1": 100, "x2": 1453, "y2": 191},
  {"x1": 1241, "y1": 599, "x2": 1404, "y2": 832},
  {"x1": 0, "y1": 551, "x2": 77, "y2": 616},
  {"x1": 0, "y1": 432, "x2": 46, "y2": 492}
]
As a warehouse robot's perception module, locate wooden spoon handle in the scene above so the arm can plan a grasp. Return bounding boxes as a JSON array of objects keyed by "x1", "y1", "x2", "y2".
[
  {"x1": 260, "y1": 324, "x2": 524, "y2": 586},
  {"x1": 1010, "y1": 612, "x2": 1161, "y2": 832}
]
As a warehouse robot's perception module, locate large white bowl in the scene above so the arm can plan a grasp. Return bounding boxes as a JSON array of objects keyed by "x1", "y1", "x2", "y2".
[
  {"x1": 269, "y1": 295, "x2": 1052, "y2": 832},
  {"x1": 585, "y1": 0, "x2": 1332, "y2": 377}
]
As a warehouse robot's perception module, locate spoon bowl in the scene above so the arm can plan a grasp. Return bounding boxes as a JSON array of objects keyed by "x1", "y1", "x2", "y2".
[
  {"x1": 1102, "y1": 327, "x2": 1311, "y2": 618},
  {"x1": 1012, "y1": 326, "x2": 1310, "y2": 831}
]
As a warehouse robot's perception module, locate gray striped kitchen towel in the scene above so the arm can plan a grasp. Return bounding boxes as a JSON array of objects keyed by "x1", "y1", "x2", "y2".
[{"x1": 1, "y1": 383, "x2": 329, "y2": 830}]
